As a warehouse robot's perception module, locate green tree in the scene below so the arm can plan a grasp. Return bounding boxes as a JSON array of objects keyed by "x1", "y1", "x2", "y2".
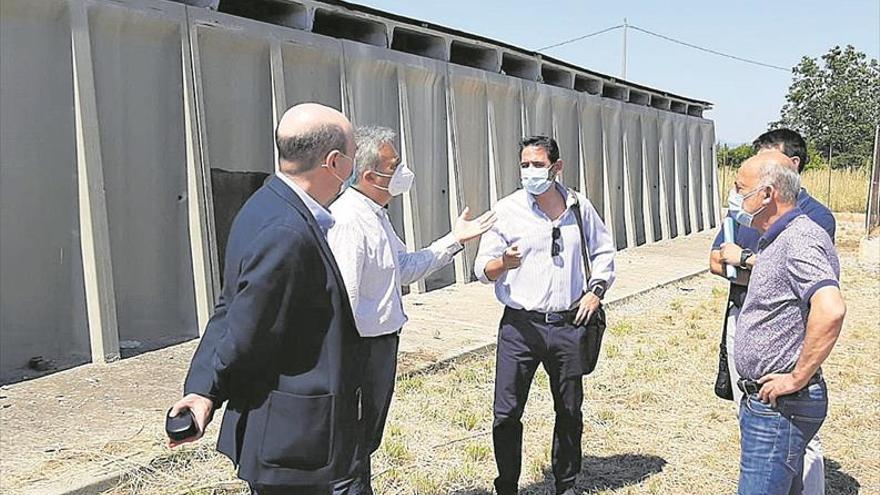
[
  {"x1": 716, "y1": 142, "x2": 755, "y2": 168},
  {"x1": 772, "y1": 45, "x2": 879, "y2": 169}
]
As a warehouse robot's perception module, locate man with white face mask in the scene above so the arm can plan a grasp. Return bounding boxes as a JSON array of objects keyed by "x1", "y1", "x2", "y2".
[
  {"x1": 709, "y1": 129, "x2": 835, "y2": 495},
  {"x1": 726, "y1": 152, "x2": 845, "y2": 495},
  {"x1": 473, "y1": 136, "x2": 616, "y2": 495},
  {"x1": 327, "y1": 126, "x2": 495, "y2": 495}
]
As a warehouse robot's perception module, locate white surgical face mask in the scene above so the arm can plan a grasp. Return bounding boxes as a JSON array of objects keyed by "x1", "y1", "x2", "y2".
[
  {"x1": 373, "y1": 163, "x2": 414, "y2": 196},
  {"x1": 520, "y1": 165, "x2": 554, "y2": 195},
  {"x1": 727, "y1": 186, "x2": 767, "y2": 228}
]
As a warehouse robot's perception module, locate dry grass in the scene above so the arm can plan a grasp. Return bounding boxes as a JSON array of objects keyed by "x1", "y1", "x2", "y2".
[
  {"x1": 99, "y1": 223, "x2": 878, "y2": 495},
  {"x1": 716, "y1": 167, "x2": 871, "y2": 214}
]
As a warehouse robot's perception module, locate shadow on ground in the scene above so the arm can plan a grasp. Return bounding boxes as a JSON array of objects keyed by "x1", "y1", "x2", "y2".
[
  {"x1": 826, "y1": 458, "x2": 861, "y2": 495},
  {"x1": 451, "y1": 453, "x2": 666, "y2": 495}
]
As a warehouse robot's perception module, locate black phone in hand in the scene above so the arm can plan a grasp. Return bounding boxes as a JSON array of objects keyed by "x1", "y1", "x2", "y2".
[{"x1": 165, "y1": 407, "x2": 198, "y2": 441}]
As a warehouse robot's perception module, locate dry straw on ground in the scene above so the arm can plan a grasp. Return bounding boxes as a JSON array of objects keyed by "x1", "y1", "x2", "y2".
[
  {"x1": 717, "y1": 166, "x2": 871, "y2": 214},
  {"x1": 99, "y1": 222, "x2": 877, "y2": 495}
]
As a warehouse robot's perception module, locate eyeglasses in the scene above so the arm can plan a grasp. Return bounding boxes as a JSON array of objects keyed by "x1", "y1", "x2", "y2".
[{"x1": 551, "y1": 226, "x2": 561, "y2": 257}]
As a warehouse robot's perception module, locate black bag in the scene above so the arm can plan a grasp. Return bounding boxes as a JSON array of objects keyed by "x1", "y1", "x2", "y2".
[{"x1": 571, "y1": 192, "x2": 607, "y2": 376}]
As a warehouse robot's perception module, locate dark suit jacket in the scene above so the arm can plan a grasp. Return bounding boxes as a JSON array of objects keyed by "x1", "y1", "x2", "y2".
[{"x1": 184, "y1": 176, "x2": 363, "y2": 485}]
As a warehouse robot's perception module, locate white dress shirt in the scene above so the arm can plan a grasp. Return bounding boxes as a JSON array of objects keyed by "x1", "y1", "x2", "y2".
[
  {"x1": 275, "y1": 172, "x2": 335, "y2": 236},
  {"x1": 474, "y1": 182, "x2": 616, "y2": 313},
  {"x1": 328, "y1": 187, "x2": 463, "y2": 337}
]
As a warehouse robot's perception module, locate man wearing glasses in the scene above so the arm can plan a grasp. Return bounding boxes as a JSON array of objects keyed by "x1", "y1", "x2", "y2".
[{"x1": 474, "y1": 136, "x2": 616, "y2": 495}]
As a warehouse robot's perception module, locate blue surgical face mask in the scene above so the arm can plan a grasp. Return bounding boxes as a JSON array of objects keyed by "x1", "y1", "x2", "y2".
[
  {"x1": 520, "y1": 165, "x2": 555, "y2": 195},
  {"x1": 727, "y1": 187, "x2": 766, "y2": 228}
]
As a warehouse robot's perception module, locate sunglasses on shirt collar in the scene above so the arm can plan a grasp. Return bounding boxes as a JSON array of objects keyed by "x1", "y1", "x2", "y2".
[{"x1": 551, "y1": 226, "x2": 561, "y2": 257}]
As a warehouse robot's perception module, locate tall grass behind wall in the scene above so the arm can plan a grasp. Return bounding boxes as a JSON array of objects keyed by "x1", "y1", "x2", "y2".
[{"x1": 717, "y1": 166, "x2": 870, "y2": 213}]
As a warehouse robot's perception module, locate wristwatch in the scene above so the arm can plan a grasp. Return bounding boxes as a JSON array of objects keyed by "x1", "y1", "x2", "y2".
[
  {"x1": 590, "y1": 284, "x2": 606, "y2": 300},
  {"x1": 739, "y1": 248, "x2": 754, "y2": 269}
]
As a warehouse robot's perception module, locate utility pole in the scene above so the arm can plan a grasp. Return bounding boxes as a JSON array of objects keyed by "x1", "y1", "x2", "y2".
[
  {"x1": 827, "y1": 143, "x2": 833, "y2": 206},
  {"x1": 621, "y1": 18, "x2": 628, "y2": 79}
]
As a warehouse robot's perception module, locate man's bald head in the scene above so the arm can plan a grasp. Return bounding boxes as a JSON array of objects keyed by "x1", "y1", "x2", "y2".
[
  {"x1": 275, "y1": 103, "x2": 354, "y2": 175},
  {"x1": 739, "y1": 150, "x2": 800, "y2": 205}
]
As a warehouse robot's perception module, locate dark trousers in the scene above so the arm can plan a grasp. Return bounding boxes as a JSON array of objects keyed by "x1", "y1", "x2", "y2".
[
  {"x1": 493, "y1": 308, "x2": 584, "y2": 495},
  {"x1": 332, "y1": 331, "x2": 400, "y2": 495},
  {"x1": 250, "y1": 484, "x2": 329, "y2": 494}
]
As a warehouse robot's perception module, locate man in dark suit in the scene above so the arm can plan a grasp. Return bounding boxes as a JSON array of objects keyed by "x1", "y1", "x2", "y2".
[{"x1": 168, "y1": 103, "x2": 363, "y2": 494}]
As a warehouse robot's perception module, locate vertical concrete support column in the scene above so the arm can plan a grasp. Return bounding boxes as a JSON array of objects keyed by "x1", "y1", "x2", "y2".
[
  {"x1": 270, "y1": 38, "x2": 286, "y2": 174},
  {"x1": 686, "y1": 120, "x2": 702, "y2": 234},
  {"x1": 70, "y1": 1, "x2": 119, "y2": 363},
  {"x1": 445, "y1": 85, "x2": 466, "y2": 284},
  {"x1": 641, "y1": 109, "x2": 660, "y2": 244},
  {"x1": 187, "y1": 14, "x2": 221, "y2": 301},
  {"x1": 181, "y1": 6, "x2": 214, "y2": 333},
  {"x1": 701, "y1": 121, "x2": 720, "y2": 228}
]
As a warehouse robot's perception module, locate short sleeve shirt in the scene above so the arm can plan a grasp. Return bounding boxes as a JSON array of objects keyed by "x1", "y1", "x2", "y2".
[{"x1": 734, "y1": 209, "x2": 841, "y2": 380}]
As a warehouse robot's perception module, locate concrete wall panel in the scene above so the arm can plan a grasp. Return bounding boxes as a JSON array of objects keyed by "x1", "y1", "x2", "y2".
[
  {"x1": 658, "y1": 113, "x2": 678, "y2": 238},
  {"x1": 192, "y1": 16, "x2": 274, "y2": 175},
  {"x1": 687, "y1": 118, "x2": 705, "y2": 232},
  {"x1": 0, "y1": 0, "x2": 91, "y2": 377},
  {"x1": 579, "y1": 95, "x2": 605, "y2": 218},
  {"x1": 398, "y1": 57, "x2": 454, "y2": 290},
  {"x1": 673, "y1": 114, "x2": 692, "y2": 235},
  {"x1": 280, "y1": 33, "x2": 343, "y2": 109},
  {"x1": 641, "y1": 107, "x2": 662, "y2": 242},
  {"x1": 522, "y1": 81, "x2": 553, "y2": 137},
  {"x1": 190, "y1": 11, "x2": 274, "y2": 281},
  {"x1": 601, "y1": 101, "x2": 628, "y2": 249},
  {"x1": 550, "y1": 88, "x2": 581, "y2": 190},
  {"x1": 623, "y1": 106, "x2": 645, "y2": 246},
  {"x1": 88, "y1": 0, "x2": 197, "y2": 346},
  {"x1": 448, "y1": 66, "x2": 489, "y2": 281},
  {"x1": 486, "y1": 74, "x2": 524, "y2": 202}
]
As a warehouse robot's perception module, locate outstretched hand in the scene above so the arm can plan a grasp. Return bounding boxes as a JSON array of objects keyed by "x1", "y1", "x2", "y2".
[{"x1": 453, "y1": 207, "x2": 496, "y2": 243}]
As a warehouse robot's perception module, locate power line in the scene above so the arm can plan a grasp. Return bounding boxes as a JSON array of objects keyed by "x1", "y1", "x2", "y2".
[
  {"x1": 536, "y1": 24, "x2": 624, "y2": 52},
  {"x1": 628, "y1": 24, "x2": 791, "y2": 72},
  {"x1": 537, "y1": 22, "x2": 792, "y2": 73}
]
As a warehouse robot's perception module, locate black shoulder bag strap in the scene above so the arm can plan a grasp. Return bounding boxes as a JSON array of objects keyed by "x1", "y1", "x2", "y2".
[
  {"x1": 569, "y1": 189, "x2": 592, "y2": 285},
  {"x1": 568, "y1": 189, "x2": 605, "y2": 376}
]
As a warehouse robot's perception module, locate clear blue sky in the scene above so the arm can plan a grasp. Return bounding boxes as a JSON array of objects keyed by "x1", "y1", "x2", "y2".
[{"x1": 352, "y1": 0, "x2": 879, "y2": 145}]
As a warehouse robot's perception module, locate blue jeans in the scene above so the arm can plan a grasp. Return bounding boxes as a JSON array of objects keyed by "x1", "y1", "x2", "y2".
[
  {"x1": 738, "y1": 380, "x2": 828, "y2": 495},
  {"x1": 727, "y1": 308, "x2": 825, "y2": 494}
]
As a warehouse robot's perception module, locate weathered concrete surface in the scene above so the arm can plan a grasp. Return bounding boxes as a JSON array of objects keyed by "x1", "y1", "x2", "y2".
[{"x1": 0, "y1": 230, "x2": 714, "y2": 495}]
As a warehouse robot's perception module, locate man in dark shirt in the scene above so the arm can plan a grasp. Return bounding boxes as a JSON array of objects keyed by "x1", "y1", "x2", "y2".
[{"x1": 708, "y1": 128, "x2": 835, "y2": 495}]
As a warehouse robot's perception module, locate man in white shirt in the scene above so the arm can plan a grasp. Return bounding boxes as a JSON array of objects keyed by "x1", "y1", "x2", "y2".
[
  {"x1": 474, "y1": 136, "x2": 616, "y2": 495},
  {"x1": 327, "y1": 126, "x2": 495, "y2": 495}
]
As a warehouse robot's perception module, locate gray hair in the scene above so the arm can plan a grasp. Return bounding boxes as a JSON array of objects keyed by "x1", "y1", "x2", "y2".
[
  {"x1": 354, "y1": 126, "x2": 396, "y2": 182},
  {"x1": 276, "y1": 123, "x2": 348, "y2": 174},
  {"x1": 758, "y1": 160, "x2": 801, "y2": 204}
]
